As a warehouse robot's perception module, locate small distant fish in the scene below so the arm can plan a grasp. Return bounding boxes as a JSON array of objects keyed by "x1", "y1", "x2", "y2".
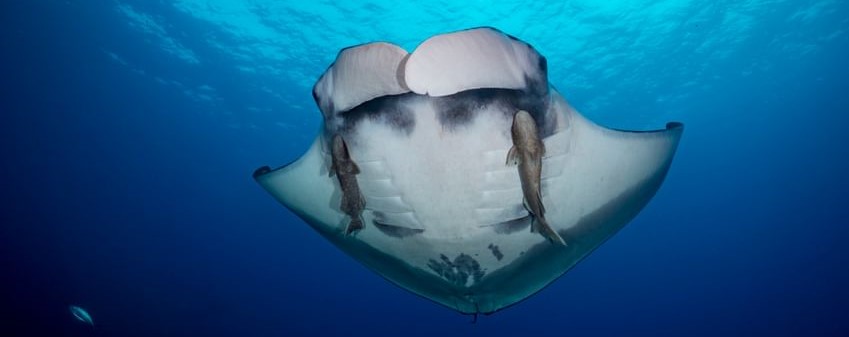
[{"x1": 69, "y1": 305, "x2": 93, "y2": 326}]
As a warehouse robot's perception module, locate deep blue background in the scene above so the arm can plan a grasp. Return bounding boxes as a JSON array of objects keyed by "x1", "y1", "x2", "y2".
[{"x1": 2, "y1": 1, "x2": 848, "y2": 336}]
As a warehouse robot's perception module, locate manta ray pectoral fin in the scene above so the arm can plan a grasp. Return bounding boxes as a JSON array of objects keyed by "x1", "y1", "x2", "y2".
[{"x1": 255, "y1": 138, "x2": 341, "y2": 235}]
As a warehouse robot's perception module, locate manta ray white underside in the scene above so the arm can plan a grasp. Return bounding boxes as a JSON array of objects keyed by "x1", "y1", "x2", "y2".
[{"x1": 254, "y1": 27, "x2": 683, "y2": 314}]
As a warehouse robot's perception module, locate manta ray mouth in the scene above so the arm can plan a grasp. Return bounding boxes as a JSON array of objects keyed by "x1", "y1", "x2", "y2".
[
  {"x1": 313, "y1": 28, "x2": 549, "y2": 133},
  {"x1": 254, "y1": 27, "x2": 683, "y2": 314}
]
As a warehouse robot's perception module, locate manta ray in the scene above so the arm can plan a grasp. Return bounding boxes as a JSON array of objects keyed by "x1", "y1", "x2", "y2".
[{"x1": 254, "y1": 27, "x2": 683, "y2": 314}]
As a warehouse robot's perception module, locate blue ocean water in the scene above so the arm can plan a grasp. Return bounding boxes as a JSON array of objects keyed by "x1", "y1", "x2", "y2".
[{"x1": 1, "y1": 0, "x2": 848, "y2": 336}]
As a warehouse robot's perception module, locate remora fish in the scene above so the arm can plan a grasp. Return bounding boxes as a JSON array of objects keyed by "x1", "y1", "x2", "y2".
[
  {"x1": 329, "y1": 134, "x2": 366, "y2": 235},
  {"x1": 507, "y1": 110, "x2": 566, "y2": 245}
]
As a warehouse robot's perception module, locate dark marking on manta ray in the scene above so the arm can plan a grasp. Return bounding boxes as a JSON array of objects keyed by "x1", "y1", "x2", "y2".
[
  {"x1": 537, "y1": 55, "x2": 547, "y2": 75},
  {"x1": 372, "y1": 219, "x2": 425, "y2": 238},
  {"x1": 487, "y1": 244, "x2": 504, "y2": 261},
  {"x1": 523, "y1": 74, "x2": 549, "y2": 103},
  {"x1": 371, "y1": 211, "x2": 424, "y2": 238},
  {"x1": 432, "y1": 88, "x2": 551, "y2": 135},
  {"x1": 488, "y1": 214, "x2": 532, "y2": 234},
  {"x1": 336, "y1": 93, "x2": 417, "y2": 136},
  {"x1": 427, "y1": 253, "x2": 485, "y2": 286},
  {"x1": 311, "y1": 87, "x2": 332, "y2": 119}
]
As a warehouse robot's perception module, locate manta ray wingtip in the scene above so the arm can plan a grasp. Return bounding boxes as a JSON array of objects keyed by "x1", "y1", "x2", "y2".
[
  {"x1": 253, "y1": 166, "x2": 272, "y2": 179},
  {"x1": 666, "y1": 121, "x2": 684, "y2": 130}
]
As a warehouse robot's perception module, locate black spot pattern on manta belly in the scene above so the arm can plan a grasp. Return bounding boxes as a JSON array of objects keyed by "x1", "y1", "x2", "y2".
[
  {"x1": 487, "y1": 244, "x2": 504, "y2": 261},
  {"x1": 336, "y1": 93, "x2": 417, "y2": 135},
  {"x1": 427, "y1": 253, "x2": 485, "y2": 287},
  {"x1": 432, "y1": 88, "x2": 551, "y2": 135}
]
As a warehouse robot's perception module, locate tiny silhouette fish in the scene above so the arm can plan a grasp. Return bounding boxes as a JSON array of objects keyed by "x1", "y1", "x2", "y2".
[{"x1": 69, "y1": 305, "x2": 93, "y2": 326}]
